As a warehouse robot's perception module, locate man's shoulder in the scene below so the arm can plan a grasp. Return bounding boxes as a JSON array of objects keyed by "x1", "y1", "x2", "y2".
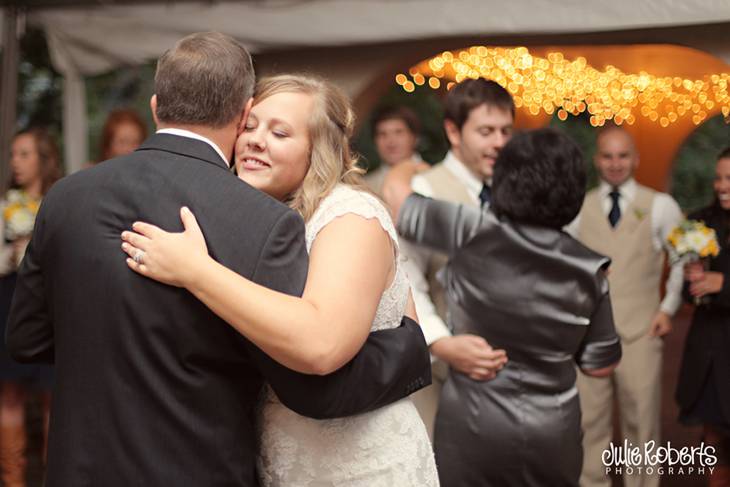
[
  {"x1": 421, "y1": 161, "x2": 448, "y2": 177},
  {"x1": 412, "y1": 161, "x2": 448, "y2": 190},
  {"x1": 636, "y1": 184, "x2": 680, "y2": 211}
]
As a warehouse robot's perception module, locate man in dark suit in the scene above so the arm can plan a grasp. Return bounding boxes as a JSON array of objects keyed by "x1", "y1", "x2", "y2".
[{"x1": 5, "y1": 32, "x2": 430, "y2": 487}]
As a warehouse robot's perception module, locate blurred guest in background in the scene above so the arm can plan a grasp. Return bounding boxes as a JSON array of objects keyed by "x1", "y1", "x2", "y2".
[
  {"x1": 385, "y1": 128, "x2": 621, "y2": 486},
  {"x1": 364, "y1": 105, "x2": 423, "y2": 195},
  {"x1": 95, "y1": 108, "x2": 147, "y2": 163},
  {"x1": 566, "y1": 124, "x2": 684, "y2": 487},
  {"x1": 676, "y1": 147, "x2": 730, "y2": 487},
  {"x1": 0, "y1": 128, "x2": 61, "y2": 487}
]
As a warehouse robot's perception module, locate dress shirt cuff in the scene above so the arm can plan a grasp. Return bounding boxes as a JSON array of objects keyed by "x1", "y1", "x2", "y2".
[
  {"x1": 419, "y1": 315, "x2": 452, "y2": 346},
  {"x1": 659, "y1": 296, "x2": 681, "y2": 317}
]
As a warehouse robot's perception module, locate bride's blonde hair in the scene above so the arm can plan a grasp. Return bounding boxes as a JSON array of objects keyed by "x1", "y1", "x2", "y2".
[{"x1": 253, "y1": 74, "x2": 368, "y2": 222}]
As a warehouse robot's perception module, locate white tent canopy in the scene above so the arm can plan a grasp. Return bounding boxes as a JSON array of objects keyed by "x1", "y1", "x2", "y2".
[{"x1": 5, "y1": 0, "x2": 730, "y2": 171}]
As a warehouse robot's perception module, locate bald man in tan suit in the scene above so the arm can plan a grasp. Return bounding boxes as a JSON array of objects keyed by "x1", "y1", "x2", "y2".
[{"x1": 567, "y1": 126, "x2": 684, "y2": 487}]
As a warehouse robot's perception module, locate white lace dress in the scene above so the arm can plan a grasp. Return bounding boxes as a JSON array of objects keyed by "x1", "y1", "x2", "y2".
[{"x1": 257, "y1": 184, "x2": 439, "y2": 487}]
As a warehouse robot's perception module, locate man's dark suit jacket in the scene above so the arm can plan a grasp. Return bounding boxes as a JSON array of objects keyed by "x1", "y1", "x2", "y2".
[{"x1": 5, "y1": 134, "x2": 430, "y2": 487}]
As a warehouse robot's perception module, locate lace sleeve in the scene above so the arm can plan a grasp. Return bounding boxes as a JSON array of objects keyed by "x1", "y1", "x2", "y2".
[{"x1": 305, "y1": 185, "x2": 399, "y2": 254}]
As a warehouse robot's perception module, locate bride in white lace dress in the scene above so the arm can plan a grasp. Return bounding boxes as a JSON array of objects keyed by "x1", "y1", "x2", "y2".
[{"x1": 119, "y1": 74, "x2": 438, "y2": 486}]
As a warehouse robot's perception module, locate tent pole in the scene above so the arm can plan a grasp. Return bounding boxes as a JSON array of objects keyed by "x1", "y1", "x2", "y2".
[{"x1": 0, "y1": 5, "x2": 19, "y2": 190}]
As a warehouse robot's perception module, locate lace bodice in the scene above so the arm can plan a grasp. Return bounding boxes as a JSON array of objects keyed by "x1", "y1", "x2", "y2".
[
  {"x1": 304, "y1": 184, "x2": 409, "y2": 332},
  {"x1": 257, "y1": 184, "x2": 438, "y2": 487}
]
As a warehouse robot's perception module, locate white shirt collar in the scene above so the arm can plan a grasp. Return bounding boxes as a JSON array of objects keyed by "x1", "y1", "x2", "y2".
[
  {"x1": 156, "y1": 128, "x2": 230, "y2": 167},
  {"x1": 599, "y1": 177, "x2": 637, "y2": 203},
  {"x1": 442, "y1": 150, "x2": 485, "y2": 199}
]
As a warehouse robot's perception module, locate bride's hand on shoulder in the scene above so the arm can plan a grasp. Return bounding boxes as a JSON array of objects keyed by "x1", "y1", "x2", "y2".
[{"x1": 121, "y1": 206, "x2": 210, "y2": 288}]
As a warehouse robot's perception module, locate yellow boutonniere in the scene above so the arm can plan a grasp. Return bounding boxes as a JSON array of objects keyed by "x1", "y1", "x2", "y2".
[{"x1": 633, "y1": 208, "x2": 647, "y2": 220}]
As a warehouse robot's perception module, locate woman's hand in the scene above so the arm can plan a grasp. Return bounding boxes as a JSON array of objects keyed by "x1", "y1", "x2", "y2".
[
  {"x1": 689, "y1": 271, "x2": 724, "y2": 298},
  {"x1": 121, "y1": 207, "x2": 210, "y2": 288},
  {"x1": 684, "y1": 261, "x2": 705, "y2": 281}
]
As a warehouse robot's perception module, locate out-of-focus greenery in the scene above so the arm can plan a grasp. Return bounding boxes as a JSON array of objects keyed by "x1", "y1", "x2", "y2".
[
  {"x1": 354, "y1": 85, "x2": 449, "y2": 171},
  {"x1": 670, "y1": 115, "x2": 730, "y2": 213},
  {"x1": 16, "y1": 27, "x2": 63, "y2": 146},
  {"x1": 14, "y1": 28, "x2": 155, "y2": 168},
  {"x1": 549, "y1": 112, "x2": 599, "y2": 190}
]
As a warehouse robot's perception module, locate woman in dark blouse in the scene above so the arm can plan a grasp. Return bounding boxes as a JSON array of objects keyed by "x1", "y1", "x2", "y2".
[
  {"x1": 676, "y1": 147, "x2": 730, "y2": 486},
  {"x1": 385, "y1": 128, "x2": 622, "y2": 487}
]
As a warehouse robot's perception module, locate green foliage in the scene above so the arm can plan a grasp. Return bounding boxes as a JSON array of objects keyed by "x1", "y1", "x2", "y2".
[
  {"x1": 549, "y1": 111, "x2": 599, "y2": 190},
  {"x1": 353, "y1": 84, "x2": 449, "y2": 171},
  {"x1": 14, "y1": 28, "x2": 155, "y2": 168},
  {"x1": 16, "y1": 27, "x2": 63, "y2": 137},
  {"x1": 670, "y1": 115, "x2": 730, "y2": 212}
]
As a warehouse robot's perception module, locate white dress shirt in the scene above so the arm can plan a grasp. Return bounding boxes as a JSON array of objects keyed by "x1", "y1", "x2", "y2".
[
  {"x1": 157, "y1": 128, "x2": 230, "y2": 167},
  {"x1": 565, "y1": 178, "x2": 685, "y2": 316},
  {"x1": 401, "y1": 151, "x2": 484, "y2": 345}
]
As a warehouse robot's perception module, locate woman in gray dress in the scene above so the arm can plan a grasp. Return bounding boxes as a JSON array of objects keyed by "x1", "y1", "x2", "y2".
[{"x1": 385, "y1": 128, "x2": 622, "y2": 486}]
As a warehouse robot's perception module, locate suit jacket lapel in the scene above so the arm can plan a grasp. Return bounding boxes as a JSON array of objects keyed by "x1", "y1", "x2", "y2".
[{"x1": 136, "y1": 133, "x2": 231, "y2": 171}]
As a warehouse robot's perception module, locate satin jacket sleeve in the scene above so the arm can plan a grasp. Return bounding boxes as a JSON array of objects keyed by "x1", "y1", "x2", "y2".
[
  {"x1": 575, "y1": 271, "x2": 622, "y2": 371},
  {"x1": 397, "y1": 193, "x2": 481, "y2": 255}
]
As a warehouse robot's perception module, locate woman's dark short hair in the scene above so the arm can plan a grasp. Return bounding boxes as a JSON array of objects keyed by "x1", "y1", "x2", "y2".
[{"x1": 492, "y1": 128, "x2": 586, "y2": 229}]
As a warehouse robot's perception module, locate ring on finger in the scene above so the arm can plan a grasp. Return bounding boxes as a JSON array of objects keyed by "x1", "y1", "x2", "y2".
[{"x1": 133, "y1": 250, "x2": 146, "y2": 265}]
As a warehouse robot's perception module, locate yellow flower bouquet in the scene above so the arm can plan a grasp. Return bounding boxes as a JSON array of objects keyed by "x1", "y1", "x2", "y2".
[
  {"x1": 3, "y1": 189, "x2": 41, "y2": 267},
  {"x1": 666, "y1": 219, "x2": 720, "y2": 265}
]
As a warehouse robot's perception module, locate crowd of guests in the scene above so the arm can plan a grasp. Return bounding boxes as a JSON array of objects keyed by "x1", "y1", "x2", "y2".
[{"x1": 0, "y1": 68, "x2": 727, "y2": 486}]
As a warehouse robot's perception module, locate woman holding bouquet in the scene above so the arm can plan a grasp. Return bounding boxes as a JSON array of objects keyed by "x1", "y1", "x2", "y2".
[
  {"x1": 676, "y1": 147, "x2": 730, "y2": 487},
  {"x1": 0, "y1": 128, "x2": 61, "y2": 487}
]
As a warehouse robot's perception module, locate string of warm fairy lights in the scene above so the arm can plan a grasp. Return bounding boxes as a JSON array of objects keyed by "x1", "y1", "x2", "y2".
[{"x1": 396, "y1": 46, "x2": 730, "y2": 127}]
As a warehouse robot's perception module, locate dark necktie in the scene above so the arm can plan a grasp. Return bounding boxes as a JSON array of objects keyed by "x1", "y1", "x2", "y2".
[
  {"x1": 608, "y1": 189, "x2": 621, "y2": 227},
  {"x1": 479, "y1": 183, "x2": 492, "y2": 207}
]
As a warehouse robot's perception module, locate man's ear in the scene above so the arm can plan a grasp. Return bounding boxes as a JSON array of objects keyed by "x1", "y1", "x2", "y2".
[
  {"x1": 444, "y1": 119, "x2": 461, "y2": 148},
  {"x1": 150, "y1": 95, "x2": 160, "y2": 127},
  {"x1": 237, "y1": 98, "x2": 254, "y2": 136}
]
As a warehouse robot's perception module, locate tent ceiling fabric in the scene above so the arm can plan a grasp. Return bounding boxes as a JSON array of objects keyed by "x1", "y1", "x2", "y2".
[{"x1": 21, "y1": 0, "x2": 730, "y2": 76}]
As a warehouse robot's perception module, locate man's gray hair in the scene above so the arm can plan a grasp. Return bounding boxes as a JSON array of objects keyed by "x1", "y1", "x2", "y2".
[{"x1": 154, "y1": 32, "x2": 254, "y2": 128}]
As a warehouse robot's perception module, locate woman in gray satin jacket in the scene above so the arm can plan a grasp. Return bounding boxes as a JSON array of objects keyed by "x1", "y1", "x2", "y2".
[{"x1": 386, "y1": 128, "x2": 622, "y2": 487}]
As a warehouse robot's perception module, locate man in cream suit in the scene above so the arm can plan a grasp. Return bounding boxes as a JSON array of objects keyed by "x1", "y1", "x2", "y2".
[
  {"x1": 401, "y1": 79, "x2": 513, "y2": 437},
  {"x1": 567, "y1": 125, "x2": 683, "y2": 487}
]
